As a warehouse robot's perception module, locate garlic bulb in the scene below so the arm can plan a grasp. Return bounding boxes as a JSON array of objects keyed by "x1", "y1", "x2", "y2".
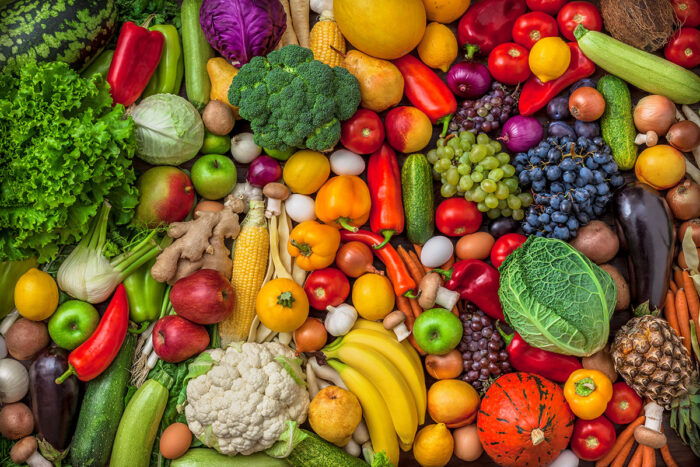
[
  {"x1": 325, "y1": 304, "x2": 357, "y2": 336},
  {"x1": 310, "y1": 0, "x2": 333, "y2": 15}
]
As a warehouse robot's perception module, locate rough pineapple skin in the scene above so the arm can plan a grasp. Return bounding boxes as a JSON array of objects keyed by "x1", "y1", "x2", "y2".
[{"x1": 612, "y1": 315, "x2": 692, "y2": 409}]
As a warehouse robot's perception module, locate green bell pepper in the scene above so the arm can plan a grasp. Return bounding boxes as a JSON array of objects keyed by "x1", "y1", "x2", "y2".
[
  {"x1": 123, "y1": 258, "x2": 166, "y2": 323},
  {"x1": 0, "y1": 258, "x2": 37, "y2": 319},
  {"x1": 143, "y1": 24, "x2": 184, "y2": 97},
  {"x1": 81, "y1": 49, "x2": 115, "y2": 79}
]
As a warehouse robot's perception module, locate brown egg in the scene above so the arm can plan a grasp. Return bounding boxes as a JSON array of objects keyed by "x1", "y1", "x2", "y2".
[
  {"x1": 159, "y1": 422, "x2": 192, "y2": 460},
  {"x1": 193, "y1": 200, "x2": 224, "y2": 219},
  {"x1": 456, "y1": 232, "x2": 495, "y2": 260}
]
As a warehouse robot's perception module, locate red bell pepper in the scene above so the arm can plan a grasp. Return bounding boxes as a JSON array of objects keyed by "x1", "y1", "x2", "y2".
[
  {"x1": 664, "y1": 28, "x2": 700, "y2": 69},
  {"x1": 518, "y1": 42, "x2": 596, "y2": 116},
  {"x1": 367, "y1": 144, "x2": 404, "y2": 248},
  {"x1": 526, "y1": 0, "x2": 567, "y2": 15},
  {"x1": 107, "y1": 21, "x2": 164, "y2": 106},
  {"x1": 56, "y1": 285, "x2": 129, "y2": 383},
  {"x1": 457, "y1": 0, "x2": 527, "y2": 57},
  {"x1": 392, "y1": 55, "x2": 457, "y2": 130},
  {"x1": 436, "y1": 259, "x2": 503, "y2": 321}
]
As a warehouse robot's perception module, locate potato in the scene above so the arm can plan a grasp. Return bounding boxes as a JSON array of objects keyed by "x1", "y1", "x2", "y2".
[
  {"x1": 202, "y1": 99, "x2": 235, "y2": 136},
  {"x1": 0, "y1": 403, "x2": 34, "y2": 440},
  {"x1": 600, "y1": 264, "x2": 630, "y2": 311},
  {"x1": 5, "y1": 318, "x2": 49, "y2": 361},
  {"x1": 570, "y1": 220, "x2": 619, "y2": 264},
  {"x1": 582, "y1": 346, "x2": 618, "y2": 383}
]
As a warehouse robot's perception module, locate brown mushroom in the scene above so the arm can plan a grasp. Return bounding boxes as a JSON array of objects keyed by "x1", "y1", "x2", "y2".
[
  {"x1": 634, "y1": 130, "x2": 658, "y2": 147},
  {"x1": 10, "y1": 436, "x2": 51, "y2": 467},
  {"x1": 383, "y1": 310, "x2": 410, "y2": 342},
  {"x1": 417, "y1": 273, "x2": 460, "y2": 310},
  {"x1": 263, "y1": 182, "x2": 290, "y2": 218},
  {"x1": 634, "y1": 402, "x2": 667, "y2": 449}
]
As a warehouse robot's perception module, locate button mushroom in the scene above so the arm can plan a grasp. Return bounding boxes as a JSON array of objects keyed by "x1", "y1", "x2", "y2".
[
  {"x1": 634, "y1": 402, "x2": 667, "y2": 449},
  {"x1": 634, "y1": 130, "x2": 658, "y2": 147},
  {"x1": 10, "y1": 437, "x2": 51, "y2": 467},
  {"x1": 383, "y1": 310, "x2": 411, "y2": 342},
  {"x1": 417, "y1": 272, "x2": 460, "y2": 311},
  {"x1": 263, "y1": 182, "x2": 290, "y2": 218}
]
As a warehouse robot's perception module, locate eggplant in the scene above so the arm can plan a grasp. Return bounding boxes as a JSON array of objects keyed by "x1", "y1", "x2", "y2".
[
  {"x1": 29, "y1": 347, "x2": 80, "y2": 452},
  {"x1": 614, "y1": 182, "x2": 675, "y2": 311}
]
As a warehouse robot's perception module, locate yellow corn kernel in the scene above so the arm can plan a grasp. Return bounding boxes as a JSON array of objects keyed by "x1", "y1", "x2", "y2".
[{"x1": 310, "y1": 11, "x2": 346, "y2": 68}]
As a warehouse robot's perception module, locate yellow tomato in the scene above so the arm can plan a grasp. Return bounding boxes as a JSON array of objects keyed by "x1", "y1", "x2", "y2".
[
  {"x1": 635, "y1": 144, "x2": 686, "y2": 190},
  {"x1": 14, "y1": 268, "x2": 59, "y2": 321},
  {"x1": 256, "y1": 278, "x2": 309, "y2": 332},
  {"x1": 283, "y1": 150, "x2": 331, "y2": 195},
  {"x1": 529, "y1": 37, "x2": 571, "y2": 83},
  {"x1": 352, "y1": 273, "x2": 394, "y2": 320}
]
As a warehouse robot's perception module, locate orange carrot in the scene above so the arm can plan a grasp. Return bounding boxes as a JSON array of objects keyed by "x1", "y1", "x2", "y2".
[
  {"x1": 408, "y1": 250, "x2": 428, "y2": 277},
  {"x1": 641, "y1": 445, "x2": 655, "y2": 467},
  {"x1": 596, "y1": 416, "x2": 645, "y2": 467},
  {"x1": 683, "y1": 270, "x2": 700, "y2": 331},
  {"x1": 396, "y1": 294, "x2": 414, "y2": 330},
  {"x1": 670, "y1": 281, "x2": 678, "y2": 293},
  {"x1": 397, "y1": 246, "x2": 424, "y2": 285},
  {"x1": 413, "y1": 244, "x2": 423, "y2": 258},
  {"x1": 660, "y1": 443, "x2": 678, "y2": 467},
  {"x1": 676, "y1": 289, "x2": 694, "y2": 357},
  {"x1": 408, "y1": 333, "x2": 425, "y2": 355},
  {"x1": 408, "y1": 297, "x2": 422, "y2": 319},
  {"x1": 674, "y1": 268, "x2": 684, "y2": 289},
  {"x1": 665, "y1": 291, "x2": 681, "y2": 336},
  {"x1": 438, "y1": 255, "x2": 455, "y2": 272},
  {"x1": 628, "y1": 444, "x2": 644, "y2": 467},
  {"x1": 610, "y1": 438, "x2": 636, "y2": 467}
]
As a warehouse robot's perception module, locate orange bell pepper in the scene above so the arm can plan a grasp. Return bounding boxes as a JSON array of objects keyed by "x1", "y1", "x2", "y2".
[
  {"x1": 287, "y1": 221, "x2": 341, "y2": 271},
  {"x1": 315, "y1": 175, "x2": 371, "y2": 231}
]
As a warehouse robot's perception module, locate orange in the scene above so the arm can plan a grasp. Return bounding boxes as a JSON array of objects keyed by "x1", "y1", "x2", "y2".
[
  {"x1": 635, "y1": 144, "x2": 686, "y2": 190},
  {"x1": 412, "y1": 423, "x2": 454, "y2": 467}
]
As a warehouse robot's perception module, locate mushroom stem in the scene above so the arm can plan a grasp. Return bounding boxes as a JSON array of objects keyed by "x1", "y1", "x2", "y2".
[
  {"x1": 383, "y1": 310, "x2": 411, "y2": 342},
  {"x1": 635, "y1": 131, "x2": 658, "y2": 147},
  {"x1": 265, "y1": 198, "x2": 283, "y2": 218},
  {"x1": 634, "y1": 402, "x2": 667, "y2": 448},
  {"x1": 643, "y1": 402, "x2": 663, "y2": 432},
  {"x1": 392, "y1": 322, "x2": 411, "y2": 342},
  {"x1": 10, "y1": 437, "x2": 51, "y2": 467},
  {"x1": 435, "y1": 287, "x2": 460, "y2": 310}
]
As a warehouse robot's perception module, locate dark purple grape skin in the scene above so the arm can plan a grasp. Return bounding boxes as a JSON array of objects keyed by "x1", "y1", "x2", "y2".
[
  {"x1": 574, "y1": 120, "x2": 601, "y2": 138},
  {"x1": 569, "y1": 78, "x2": 597, "y2": 94},
  {"x1": 548, "y1": 121, "x2": 576, "y2": 139},
  {"x1": 546, "y1": 96, "x2": 570, "y2": 121},
  {"x1": 489, "y1": 217, "x2": 518, "y2": 238}
]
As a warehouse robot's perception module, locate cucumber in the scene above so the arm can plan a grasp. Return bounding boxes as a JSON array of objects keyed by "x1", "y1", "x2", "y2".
[
  {"x1": 181, "y1": 0, "x2": 214, "y2": 111},
  {"x1": 575, "y1": 25, "x2": 700, "y2": 104},
  {"x1": 171, "y1": 449, "x2": 287, "y2": 467},
  {"x1": 70, "y1": 334, "x2": 137, "y2": 467},
  {"x1": 597, "y1": 75, "x2": 637, "y2": 171},
  {"x1": 401, "y1": 153, "x2": 434, "y2": 245},
  {"x1": 286, "y1": 431, "x2": 367, "y2": 467}
]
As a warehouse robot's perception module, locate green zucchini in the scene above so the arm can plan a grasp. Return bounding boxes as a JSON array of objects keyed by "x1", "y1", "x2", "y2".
[
  {"x1": 401, "y1": 153, "x2": 434, "y2": 245},
  {"x1": 181, "y1": 0, "x2": 214, "y2": 111},
  {"x1": 171, "y1": 449, "x2": 287, "y2": 467},
  {"x1": 285, "y1": 431, "x2": 367, "y2": 467},
  {"x1": 71, "y1": 334, "x2": 137, "y2": 467},
  {"x1": 575, "y1": 25, "x2": 700, "y2": 104},
  {"x1": 597, "y1": 75, "x2": 638, "y2": 171}
]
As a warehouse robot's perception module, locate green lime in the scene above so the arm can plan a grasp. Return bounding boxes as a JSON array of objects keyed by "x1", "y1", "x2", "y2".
[{"x1": 201, "y1": 131, "x2": 231, "y2": 155}]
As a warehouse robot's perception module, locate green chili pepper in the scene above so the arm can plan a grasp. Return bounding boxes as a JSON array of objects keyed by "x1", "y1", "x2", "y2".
[
  {"x1": 143, "y1": 24, "x2": 184, "y2": 97},
  {"x1": 123, "y1": 258, "x2": 166, "y2": 323},
  {"x1": 81, "y1": 49, "x2": 115, "y2": 80}
]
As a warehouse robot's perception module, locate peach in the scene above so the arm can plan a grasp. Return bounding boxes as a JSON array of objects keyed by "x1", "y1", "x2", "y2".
[
  {"x1": 427, "y1": 379, "x2": 481, "y2": 428},
  {"x1": 385, "y1": 106, "x2": 432, "y2": 153}
]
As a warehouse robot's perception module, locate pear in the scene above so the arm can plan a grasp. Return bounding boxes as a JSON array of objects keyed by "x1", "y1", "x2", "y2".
[
  {"x1": 345, "y1": 50, "x2": 404, "y2": 113},
  {"x1": 308, "y1": 386, "x2": 362, "y2": 446}
]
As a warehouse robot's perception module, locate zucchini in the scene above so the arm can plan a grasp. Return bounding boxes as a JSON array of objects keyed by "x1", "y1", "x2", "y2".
[
  {"x1": 171, "y1": 449, "x2": 287, "y2": 467},
  {"x1": 181, "y1": 0, "x2": 214, "y2": 111},
  {"x1": 285, "y1": 431, "x2": 367, "y2": 467},
  {"x1": 71, "y1": 334, "x2": 137, "y2": 467},
  {"x1": 597, "y1": 75, "x2": 637, "y2": 171},
  {"x1": 401, "y1": 153, "x2": 434, "y2": 245},
  {"x1": 575, "y1": 25, "x2": 700, "y2": 104}
]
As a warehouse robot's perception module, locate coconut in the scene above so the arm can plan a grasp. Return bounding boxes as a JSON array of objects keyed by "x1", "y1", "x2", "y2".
[{"x1": 600, "y1": 0, "x2": 678, "y2": 52}]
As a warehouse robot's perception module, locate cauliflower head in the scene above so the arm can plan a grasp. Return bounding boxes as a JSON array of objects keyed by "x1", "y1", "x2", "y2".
[{"x1": 184, "y1": 342, "x2": 309, "y2": 456}]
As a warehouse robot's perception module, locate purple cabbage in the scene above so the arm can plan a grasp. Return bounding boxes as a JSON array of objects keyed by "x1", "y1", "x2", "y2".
[{"x1": 200, "y1": 0, "x2": 287, "y2": 65}]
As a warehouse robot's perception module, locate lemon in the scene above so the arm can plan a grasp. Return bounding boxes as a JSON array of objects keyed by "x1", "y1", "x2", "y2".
[
  {"x1": 352, "y1": 273, "x2": 394, "y2": 321},
  {"x1": 417, "y1": 22, "x2": 458, "y2": 73},
  {"x1": 412, "y1": 423, "x2": 454, "y2": 467},
  {"x1": 422, "y1": 0, "x2": 471, "y2": 23},
  {"x1": 14, "y1": 268, "x2": 59, "y2": 321},
  {"x1": 529, "y1": 37, "x2": 571, "y2": 83}
]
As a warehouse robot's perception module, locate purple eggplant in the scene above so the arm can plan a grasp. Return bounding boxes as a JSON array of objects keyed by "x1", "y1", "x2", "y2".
[
  {"x1": 613, "y1": 182, "x2": 675, "y2": 311},
  {"x1": 29, "y1": 347, "x2": 81, "y2": 452}
]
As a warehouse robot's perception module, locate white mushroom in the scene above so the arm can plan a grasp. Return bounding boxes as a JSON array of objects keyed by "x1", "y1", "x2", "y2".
[
  {"x1": 634, "y1": 402, "x2": 667, "y2": 449},
  {"x1": 634, "y1": 130, "x2": 658, "y2": 147},
  {"x1": 382, "y1": 310, "x2": 411, "y2": 342},
  {"x1": 10, "y1": 437, "x2": 51, "y2": 467},
  {"x1": 263, "y1": 182, "x2": 290, "y2": 218},
  {"x1": 417, "y1": 272, "x2": 460, "y2": 310}
]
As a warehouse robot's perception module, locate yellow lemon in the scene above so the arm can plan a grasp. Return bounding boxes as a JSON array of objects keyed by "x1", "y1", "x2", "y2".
[
  {"x1": 352, "y1": 273, "x2": 394, "y2": 321},
  {"x1": 412, "y1": 423, "x2": 454, "y2": 467},
  {"x1": 422, "y1": 0, "x2": 471, "y2": 24},
  {"x1": 529, "y1": 37, "x2": 571, "y2": 83},
  {"x1": 417, "y1": 22, "x2": 458, "y2": 73},
  {"x1": 14, "y1": 268, "x2": 59, "y2": 321},
  {"x1": 283, "y1": 150, "x2": 331, "y2": 195}
]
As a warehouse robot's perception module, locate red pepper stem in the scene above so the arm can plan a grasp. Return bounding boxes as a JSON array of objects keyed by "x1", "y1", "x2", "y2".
[
  {"x1": 464, "y1": 43, "x2": 480, "y2": 60},
  {"x1": 55, "y1": 364, "x2": 76, "y2": 384},
  {"x1": 404, "y1": 290, "x2": 418, "y2": 299},
  {"x1": 337, "y1": 218, "x2": 358, "y2": 232},
  {"x1": 495, "y1": 322, "x2": 513, "y2": 346},
  {"x1": 438, "y1": 115, "x2": 453, "y2": 138},
  {"x1": 373, "y1": 230, "x2": 395, "y2": 249},
  {"x1": 432, "y1": 268, "x2": 453, "y2": 280}
]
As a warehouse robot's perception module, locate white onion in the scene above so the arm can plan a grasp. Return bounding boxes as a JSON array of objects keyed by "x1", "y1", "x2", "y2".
[
  {"x1": 330, "y1": 149, "x2": 365, "y2": 175},
  {"x1": 0, "y1": 358, "x2": 29, "y2": 403},
  {"x1": 420, "y1": 236, "x2": 454, "y2": 268},
  {"x1": 284, "y1": 194, "x2": 316, "y2": 223},
  {"x1": 230, "y1": 132, "x2": 261, "y2": 164}
]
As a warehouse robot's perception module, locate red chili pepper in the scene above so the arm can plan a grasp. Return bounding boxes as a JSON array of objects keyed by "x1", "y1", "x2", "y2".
[
  {"x1": 340, "y1": 229, "x2": 416, "y2": 296},
  {"x1": 367, "y1": 144, "x2": 404, "y2": 249},
  {"x1": 518, "y1": 42, "x2": 596, "y2": 116},
  {"x1": 107, "y1": 21, "x2": 164, "y2": 106},
  {"x1": 664, "y1": 28, "x2": 700, "y2": 69},
  {"x1": 497, "y1": 327, "x2": 583, "y2": 382},
  {"x1": 457, "y1": 0, "x2": 527, "y2": 57},
  {"x1": 56, "y1": 284, "x2": 129, "y2": 383},
  {"x1": 437, "y1": 259, "x2": 503, "y2": 321},
  {"x1": 392, "y1": 55, "x2": 457, "y2": 131}
]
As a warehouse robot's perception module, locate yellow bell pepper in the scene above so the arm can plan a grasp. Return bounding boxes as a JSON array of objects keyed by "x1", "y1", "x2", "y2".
[
  {"x1": 255, "y1": 278, "x2": 309, "y2": 333},
  {"x1": 315, "y1": 175, "x2": 371, "y2": 231},
  {"x1": 563, "y1": 369, "x2": 613, "y2": 420},
  {"x1": 206, "y1": 57, "x2": 240, "y2": 117},
  {"x1": 282, "y1": 150, "x2": 331, "y2": 195},
  {"x1": 287, "y1": 221, "x2": 341, "y2": 271},
  {"x1": 528, "y1": 37, "x2": 571, "y2": 83}
]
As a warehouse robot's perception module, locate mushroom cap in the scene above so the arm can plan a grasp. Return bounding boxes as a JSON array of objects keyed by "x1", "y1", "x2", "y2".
[
  {"x1": 383, "y1": 310, "x2": 406, "y2": 329},
  {"x1": 10, "y1": 436, "x2": 37, "y2": 463},
  {"x1": 418, "y1": 273, "x2": 441, "y2": 309},
  {"x1": 263, "y1": 182, "x2": 290, "y2": 200},
  {"x1": 634, "y1": 425, "x2": 667, "y2": 449}
]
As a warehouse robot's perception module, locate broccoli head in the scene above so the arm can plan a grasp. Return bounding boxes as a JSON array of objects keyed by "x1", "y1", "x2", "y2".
[{"x1": 228, "y1": 45, "x2": 361, "y2": 152}]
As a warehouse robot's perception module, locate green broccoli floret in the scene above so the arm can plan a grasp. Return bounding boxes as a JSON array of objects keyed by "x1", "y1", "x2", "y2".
[{"x1": 228, "y1": 45, "x2": 361, "y2": 153}]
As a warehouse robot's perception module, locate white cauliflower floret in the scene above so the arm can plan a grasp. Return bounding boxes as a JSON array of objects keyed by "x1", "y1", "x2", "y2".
[{"x1": 184, "y1": 342, "x2": 309, "y2": 455}]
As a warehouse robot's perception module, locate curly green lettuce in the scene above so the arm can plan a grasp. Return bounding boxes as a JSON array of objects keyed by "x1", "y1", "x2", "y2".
[{"x1": 0, "y1": 61, "x2": 138, "y2": 262}]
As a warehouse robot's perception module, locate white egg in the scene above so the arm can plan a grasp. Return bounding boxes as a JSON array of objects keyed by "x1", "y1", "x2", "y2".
[
  {"x1": 421, "y1": 236, "x2": 454, "y2": 268},
  {"x1": 330, "y1": 149, "x2": 365, "y2": 175},
  {"x1": 285, "y1": 194, "x2": 317, "y2": 223}
]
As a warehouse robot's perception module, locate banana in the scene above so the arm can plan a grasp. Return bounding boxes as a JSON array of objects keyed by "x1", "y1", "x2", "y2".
[
  {"x1": 325, "y1": 341, "x2": 418, "y2": 448},
  {"x1": 327, "y1": 359, "x2": 400, "y2": 466},
  {"x1": 352, "y1": 318, "x2": 423, "y2": 370}
]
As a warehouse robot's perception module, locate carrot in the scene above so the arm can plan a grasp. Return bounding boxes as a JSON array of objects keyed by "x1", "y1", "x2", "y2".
[
  {"x1": 682, "y1": 270, "x2": 700, "y2": 331},
  {"x1": 628, "y1": 444, "x2": 645, "y2": 467},
  {"x1": 290, "y1": 0, "x2": 310, "y2": 48},
  {"x1": 641, "y1": 445, "x2": 655, "y2": 467},
  {"x1": 276, "y1": 0, "x2": 299, "y2": 47},
  {"x1": 408, "y1": 250, "x2": 428, "y2": 277},
  {"x1": 665, "y1": 291, "x2": 681, "y2": 336},
  {"x1": 596, "y1": 416, "x2": 645, "y2": 467},
  {"x1": 674, "y1": 267, "x2": 684, "y2": 289},
  {"x1": 438, "y1": 255, "x2": 455, "y2": 272},
  {"x1": 413, "y1": 244, "x2": 423, "y2": 258},
  {"x1": 396, "y1": 294, "x2": 414, "y2": 330},
  {"x1": 660, "y1": 443, "x2": 678, "y2": 467},
  {"x1": 676, "y1": 289, "x2": 694, "y2": 357},
  {"x1": 610, "y1": 438, "x2": 636, "y2": 467},
  {"x1": 408, "y1": 333, "x2": 425, "y2": 355},
  {"x1": 670, "y1": 281, "x2": 678, "y2": 293},
  {"x1": 397, "y1": 246, "x2": 425, "y2": 285},
  {"x1": 408, "y1": 297, "x2": 422, "y2": 320}
]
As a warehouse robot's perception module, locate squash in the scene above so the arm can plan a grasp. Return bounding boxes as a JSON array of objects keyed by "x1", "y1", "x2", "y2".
[
  {"x1": 476, "y1": 372, "x2": 574, "y2": 467},
  {"x1": 333, "y1": 0, "x2": 426, "y2": 60}
]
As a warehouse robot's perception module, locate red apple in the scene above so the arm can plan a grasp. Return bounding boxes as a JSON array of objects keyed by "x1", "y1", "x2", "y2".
[
  {"x1": 134, "y1": 166, "x2": 195, "y2": 227},
  {"x1": 152, "y1": 315, "x2": 209, "y2": 362},
  {"x1": 385, "y1": 106, "x2": 432, "y2": 153},
  {"x1": 170, "y1": 269, "x2": 235, "y2": 324}
]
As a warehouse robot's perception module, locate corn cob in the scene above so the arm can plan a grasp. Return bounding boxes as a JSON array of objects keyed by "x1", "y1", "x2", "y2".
[
  {"x1": 309, "y1": 10, "x2": 346, "y2": 68},
  {"x1": 219, "y1": 200, "x2": 269, "y2": 345}
]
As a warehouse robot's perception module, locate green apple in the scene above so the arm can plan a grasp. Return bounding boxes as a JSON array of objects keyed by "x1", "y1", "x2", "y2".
[
  {"x1": 412, "y1": 308, "x2": 463, "y2": 355},
  {"x1": 191, "y1": 154, "x2": 237, "y2": 200},
  {"x1": 48, "y1": 300, "x2": 100, "y2": 350}
]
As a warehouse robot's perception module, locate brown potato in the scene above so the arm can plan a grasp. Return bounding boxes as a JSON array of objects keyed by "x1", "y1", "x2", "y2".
[
  {"x1": 0, "y1": 403, "x2": 33, "y2": 440},
  {"x1": 600, "y1": 264, "x2": 630, "y2": 311},
  {"x1": 202, "y1": 99, "x2": 235, "y2": 136},
  {"x1": 582, "y1": 346, "x2": 618, "y2": 383},
  {"x1": 570, "y1": 220, "x2": 619, "y2": 264},
  {"x1": 5, "y1": 318, "x2": 49, "y2": 361}
]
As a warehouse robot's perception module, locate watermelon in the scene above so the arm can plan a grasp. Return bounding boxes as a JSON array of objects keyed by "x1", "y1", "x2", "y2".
[{"x1": 0, "y1": 0, "x2": 116, "y2": 73}]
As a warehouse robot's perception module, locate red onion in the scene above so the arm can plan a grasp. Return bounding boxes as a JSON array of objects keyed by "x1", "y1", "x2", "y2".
[
  {"x1": 446, "y1": 61, "x2": 492, "y2": 99},
  {"x1": 500, "y1": 116, "x2": 543, "y2": 152},
  {"x1": 246, "y1": 155, "x2": 281, "y2": 186}
]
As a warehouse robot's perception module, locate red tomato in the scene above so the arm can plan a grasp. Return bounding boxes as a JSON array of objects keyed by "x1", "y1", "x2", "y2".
[
  {"x1": 303, "y1": 268, "x2": 350, "y2": 310},
  {"x1": 512, "y1": 12, "x2": 559, "y2": 49},
  {"x1": 604, "y1": 382, "x2": 643, "y2": 425},
  {"x1": 490, "y1": 233, "x2": 526, "y2": 268},
  {"x1": 665, "y1": 28, "x2": 700, "y2": 69},
  {"x1": 570, "y1": 416, "x2": 616, "y2": 461},
  {"x1": 487, "y1": 43, "x2": 531, "y2": 85},
  {"x1": 436, "y1": 198, "x2": 483, "y2": 237},
  {"x1": 671, "y1": 0, "x2": 700, "y2": 27},
  {"x1": 557, "y1": 1, "x2": 603, "y2": 41},
  {"x1": 526, "y1": 0, "x2": 567, "y2": 15},
  {"x1": 340, "y1": 109, "x2": 385, "y2": 155}
]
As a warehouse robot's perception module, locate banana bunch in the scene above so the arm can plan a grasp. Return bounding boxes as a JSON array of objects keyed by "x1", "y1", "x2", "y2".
[{"x1": 324, "y1": 319, "x2": 426, "y2": 467}]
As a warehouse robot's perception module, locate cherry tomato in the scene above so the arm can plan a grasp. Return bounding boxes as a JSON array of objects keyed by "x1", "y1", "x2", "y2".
[
  {"x1": 604, "y1": 382, "x2": 643, "y2": 425},
  {"x1": 557, "y1": 1, "x2": 603, "y2": 41},
  {"x1": 526, "y1": 0, "x2": 567, "y2": 15},
  {"x1": 303, "y1": 267, "x2": 350, "y2": 310},
  {"x1": 671, "y1": 0, "x2": 700, "y2": 27},
  {"x1": 490, "y1": 233, "x2": 526, "y2": 268},
  {"x1": 436, "y1": 198, "x2": 483, "y2": 237},
  {"x1": 340, "y1": 109, "x2": 385, "y2": 155},
  {"x1": 664, "y1": 28, "x2": 700, "y2": 69},
  {"x1": 512, "y1": 12, "x2": 559, "y2": 49},
  {"x1": 487, "y1": 43, "x2": 531, "y2": 85},
  {"x1": 570, "y1": 416, "x2": 616, "y2": 461}
]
